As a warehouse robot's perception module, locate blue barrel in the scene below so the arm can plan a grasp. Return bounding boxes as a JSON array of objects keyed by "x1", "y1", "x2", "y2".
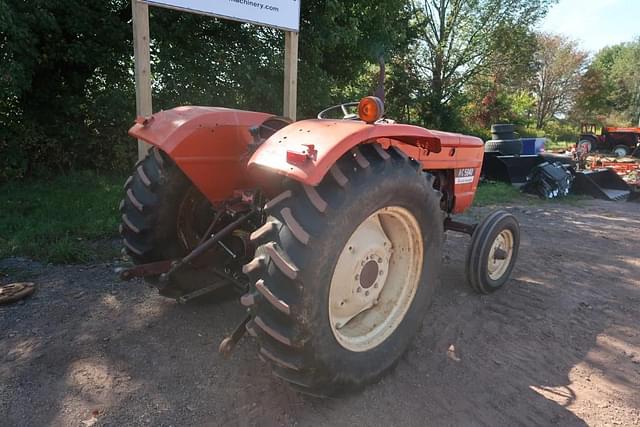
[{"x1": 522, "y1": 138, "x2": 546, "y2": 155}]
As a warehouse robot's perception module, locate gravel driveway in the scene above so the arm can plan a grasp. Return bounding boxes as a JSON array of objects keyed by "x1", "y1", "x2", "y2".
[{"x1": 1, "y1": 200, "x2": 639, "y2": 426}]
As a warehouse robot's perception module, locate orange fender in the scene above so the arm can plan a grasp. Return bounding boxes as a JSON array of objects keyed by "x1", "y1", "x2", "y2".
[
  {"x1": 129, "y1": 106, "x2": 273, "y2": 203},
  {"x1": 248, "y1": 119, "x2": 449, "y2": 186}
]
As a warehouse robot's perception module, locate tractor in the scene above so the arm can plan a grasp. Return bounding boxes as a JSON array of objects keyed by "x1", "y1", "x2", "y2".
[
  {"x1": 578, "y1": 123, "x2": 640, "y2": 157},
  {"x1": 118, "y1": 97, "x2": 520, "y2": 395}
]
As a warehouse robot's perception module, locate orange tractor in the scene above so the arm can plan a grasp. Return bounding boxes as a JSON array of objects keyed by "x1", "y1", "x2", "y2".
[
  {"x1": 578, "y1": 123, "x2": 640, "y2": 157},
  {"x1": 118, "y1": 97, "x2": 520, "y2": 395}
]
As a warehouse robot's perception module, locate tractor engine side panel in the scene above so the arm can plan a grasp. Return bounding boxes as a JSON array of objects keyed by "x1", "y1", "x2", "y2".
[
  {"x1": 409, "y1": 133, "x2": 483, "y2": 213},
  {"x1": 450, "y1": 136, "x2": 484, "y2": 213},
  {"x1": 129, "y1": 106, "x2": 273, "y2": 203}
]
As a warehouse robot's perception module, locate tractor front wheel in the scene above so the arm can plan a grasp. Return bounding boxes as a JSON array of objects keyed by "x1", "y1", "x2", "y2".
[
  {"x1": 465, "y1": 210, "x2": 520, "y2": 294},
  {"x1": 243, "y1": 143, "x2": 444, "y2": 395}
]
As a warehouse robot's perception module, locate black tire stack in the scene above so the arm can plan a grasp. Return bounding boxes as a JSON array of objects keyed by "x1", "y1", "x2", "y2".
[{"x1": 485, "y1": 124, "x2": 523, "y2": 155}]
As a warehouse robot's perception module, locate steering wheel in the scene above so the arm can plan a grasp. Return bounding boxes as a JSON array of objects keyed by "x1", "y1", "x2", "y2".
[{"x1": 317, "y1": 102, "x2": 360, "y2": 120}]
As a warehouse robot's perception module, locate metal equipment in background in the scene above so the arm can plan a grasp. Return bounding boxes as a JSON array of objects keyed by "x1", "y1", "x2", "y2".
[
  {"x1": 482, "y1": 152, "x2": 575, "y2": 186},
  {"x1": 572, "y1": 169, "x2": 632, "y2": 201},
  {"x1": 481, "y1": 123, "x2": 636, "y2": 202},
  {"x1": 521, "y1": 162, "x2": 573, "y2": 199}
]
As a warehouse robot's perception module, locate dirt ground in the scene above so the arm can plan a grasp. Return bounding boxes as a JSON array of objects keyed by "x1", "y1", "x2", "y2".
[{"x1": 1, "y1": 199, "x2": 639, "y2": 426}]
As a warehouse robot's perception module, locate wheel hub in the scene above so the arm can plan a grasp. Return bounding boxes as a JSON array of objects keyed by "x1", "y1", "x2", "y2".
[
  {"x1": 329, "y1": 206, "x2": 423, "y2": 352},
  {"x1": 331, "y1": 214, "x2": 392, "y2": 330},
  {"x1": 359, "y1": 260, "x2": 379, "y2": 289},
  {"x1": 487, "y1": 230, "x2": 514, "y2": 280}
]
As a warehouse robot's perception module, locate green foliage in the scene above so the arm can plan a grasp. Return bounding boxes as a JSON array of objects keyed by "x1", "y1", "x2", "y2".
[
  {"x1": 0, "y1": 171, "x2": 124, "y2": 263},
  {"x1": 0, "y1": 0, "x2": 135, "y2": 181},
  {"x1": 409, "y1": 0, "x2": 553, "y2": 130},
  {"x1": 573, "y1": 39, "x2": 640, "y2": 126},
  {"x1": 532, "y1": 34, "x2": 587, "y2": 129},
  {"x1": 0, "y1": 0, "x2": 413, "y2": 182}
]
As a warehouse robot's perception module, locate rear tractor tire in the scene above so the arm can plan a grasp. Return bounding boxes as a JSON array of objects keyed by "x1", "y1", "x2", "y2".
[
  {"x1": 465, "y1": 210, "x2": 520, "y2": 294},
  {"x1": 120, "y1": 148, "x2": 234, "y2": 298},
  {"x1": 242, "y1": 143, "x2": 444, "y2": 395}
]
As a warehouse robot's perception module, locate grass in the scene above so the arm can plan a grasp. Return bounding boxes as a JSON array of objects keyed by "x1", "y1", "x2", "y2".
[
  {"x1": 473, "y1": 181, "x2": 528, "y2": 206},
  {"x1": 0, "y1": 171, "x2": 126, "y2": 264},
  {"x1": 474, "y1": 181, "x2": 589, "y2": 207}
]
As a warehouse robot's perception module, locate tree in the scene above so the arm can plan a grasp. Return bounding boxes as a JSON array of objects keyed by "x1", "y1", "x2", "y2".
[
  {"x1": 410, "y1": 0, "x2": 553, "y2": 129},
  {"x1": 0, "y1": 0, "x2": 414, "y2": 181},
  {"x1": 573, "y1": 39, "x2": 640, "y2": 126},
  {"x1": 532, "y1": 34, "x2": 587, "y2": 129}
]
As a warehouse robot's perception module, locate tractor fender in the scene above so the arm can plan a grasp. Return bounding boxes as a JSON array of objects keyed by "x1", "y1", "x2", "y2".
[
  {"x1": 248, "y1": 119, "x2": 447, "y2": 186},
  {"x1": 128, "y1": 106, "x2": 274, "y2": 202}
]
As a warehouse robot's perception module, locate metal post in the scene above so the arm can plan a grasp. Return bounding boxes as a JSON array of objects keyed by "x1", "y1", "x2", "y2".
[{"x1": 132, "y1": 0, "x2": 153, "y2": 160}]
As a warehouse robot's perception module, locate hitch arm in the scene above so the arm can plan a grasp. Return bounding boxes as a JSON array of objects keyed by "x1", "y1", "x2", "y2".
[{"x1": 444, "y1": 218, "x2": 477, "y2": 236}]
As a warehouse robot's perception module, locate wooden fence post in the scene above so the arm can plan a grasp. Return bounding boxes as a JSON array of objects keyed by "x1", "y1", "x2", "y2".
[
  {"x1": 132, "y1": 0, "x2": 153, "y2": 160},
  {"x1": 283, "y1": 31, "x2": 299, "y2": 121}
]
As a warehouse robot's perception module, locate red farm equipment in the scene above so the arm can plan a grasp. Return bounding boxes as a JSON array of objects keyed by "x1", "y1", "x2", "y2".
[
  {"x1": 117, "y1": 97, "x2": 520, "y2": 395},
  {"x1": 578, "y1": 123, "x2": 640, "y2": 157}
]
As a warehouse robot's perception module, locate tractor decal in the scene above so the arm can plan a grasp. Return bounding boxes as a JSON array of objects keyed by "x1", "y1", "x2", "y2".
[{"x1": 455, "y1": 168, "x2": 476, "y2": 185}]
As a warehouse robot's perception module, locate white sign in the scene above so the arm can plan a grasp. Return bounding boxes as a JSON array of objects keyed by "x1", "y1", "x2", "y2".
[{"x1": 142, "y1": 0, "x2": 301, "y2": 31}]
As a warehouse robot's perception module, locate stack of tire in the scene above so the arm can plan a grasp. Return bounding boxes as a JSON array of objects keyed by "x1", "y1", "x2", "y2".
[{"x1": 485, "y1": 124, "x2": 523, "y2": 155}]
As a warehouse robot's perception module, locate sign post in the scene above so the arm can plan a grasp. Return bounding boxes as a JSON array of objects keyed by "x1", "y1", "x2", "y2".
[
  {"x1": 283, "y1": 31, "x2": 299, "y2": 121},
  {"x1": 132, "y1": 1, "x2": 153, "y2": 158},
  {"x1": 132, "y1": 0, "x2": 301, "y2": 158}
]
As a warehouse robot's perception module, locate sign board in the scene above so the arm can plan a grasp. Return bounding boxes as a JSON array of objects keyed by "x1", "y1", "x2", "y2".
[{"x1": 142, "y1": 0, "x2": 301, "y2": 31}]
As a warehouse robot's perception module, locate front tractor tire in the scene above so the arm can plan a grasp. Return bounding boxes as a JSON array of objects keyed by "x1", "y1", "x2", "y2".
[
  {"x1": 465, "y1": 210, "x2": 520, "y2": 294},
  {"x1": 242, "y1": 144, "x2": 444, "y2": 395}
]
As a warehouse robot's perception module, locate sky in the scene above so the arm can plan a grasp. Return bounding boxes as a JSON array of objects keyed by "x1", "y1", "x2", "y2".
[{"x1": 540, "y1": 0, "x2": 640, "y2": 53}]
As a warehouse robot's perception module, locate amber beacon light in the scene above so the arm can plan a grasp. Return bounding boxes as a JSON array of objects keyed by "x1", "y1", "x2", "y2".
[{"x1": 358, "y1": 96, "x2": 385, "y2": 124}]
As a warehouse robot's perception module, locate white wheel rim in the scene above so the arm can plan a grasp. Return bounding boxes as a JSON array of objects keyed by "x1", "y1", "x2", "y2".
[
  {"x1": 487, "y1": 230, "x2": 514, "y2": 281},
  {"x1": 614, "y1": 147, "x2": 626, "y2": 157},
  {"x1": 328, "y1": 206, "x2": 423, "y2": 352}
]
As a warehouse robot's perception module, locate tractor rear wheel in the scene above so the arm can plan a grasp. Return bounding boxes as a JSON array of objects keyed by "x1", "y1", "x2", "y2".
[
  {"x1": 242, "y1": 143, "x2": 444, "y2": 395},
  {"x1": 120, "y1": 148, "x2": 234, "y2": 298}
]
